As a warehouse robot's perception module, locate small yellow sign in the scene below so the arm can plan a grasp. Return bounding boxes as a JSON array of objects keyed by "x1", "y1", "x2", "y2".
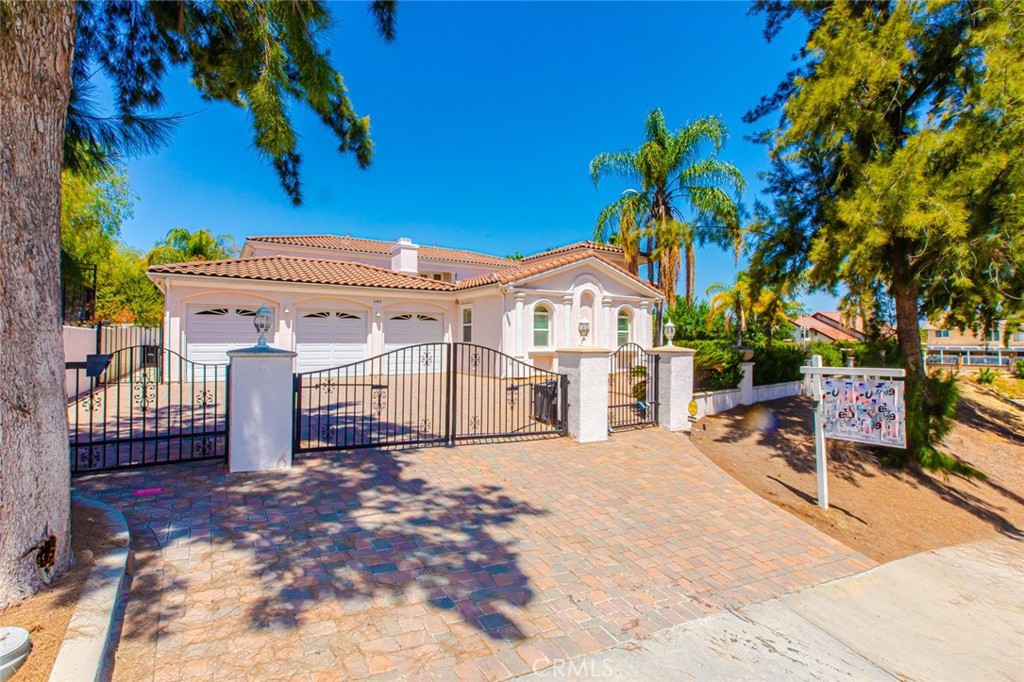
[{"x1": 688, "y1": 399, "x2": 699, "y2": 420}]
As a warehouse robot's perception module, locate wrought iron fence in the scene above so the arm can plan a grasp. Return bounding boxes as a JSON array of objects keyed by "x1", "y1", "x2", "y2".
[
  {"x1": 68, "y1": 345, "x2": 228, "y2": 473},
  {"x1": 61, "y1": 262, "x2": 97, "y2": 324},
  {"x1": 608, "y1": 343, "x2": 659, "y2": 431},
  {"x1": 694, "y1": 367, "x2": 719, "y2": 391},
  {"x1": 293, "y1": 342, "x2": 567, "y2": 452},
  {"x1": 98, "y1": 322, "x2": 163, "y2": 356}
]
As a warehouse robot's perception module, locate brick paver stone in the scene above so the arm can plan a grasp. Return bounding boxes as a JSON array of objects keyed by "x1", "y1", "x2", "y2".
[{"x1": 74, "y1": 429, "x2": 873, "y2": 681}]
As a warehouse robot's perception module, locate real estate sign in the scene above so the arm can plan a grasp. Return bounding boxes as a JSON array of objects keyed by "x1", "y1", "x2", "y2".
[{"x1": 820, "y1": 378, "x2": 906, "y2": 449}]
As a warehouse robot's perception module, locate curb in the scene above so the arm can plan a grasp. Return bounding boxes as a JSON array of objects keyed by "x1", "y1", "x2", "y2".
[{"x1": 48, "y1": 496, "x2": 131, "y2": 682}]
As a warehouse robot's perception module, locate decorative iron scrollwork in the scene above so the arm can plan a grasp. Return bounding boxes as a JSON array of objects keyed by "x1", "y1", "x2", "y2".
[
  {"x1": 77, "y1": 445, "x2": 103, "y2": 470},
  {"x1": 506, "y1": 384, "x2": 520, "y2": 407},
  {"x1": 370, "y1": 386, "x2": 388, "y2": 417},
  {"x1": 195, "y1": 389, "x2": 216, "y2": 407},
  {"x1": 80, "y1": 394, "x2": 103, "y2": 412},
  {"x1": 420, "y1": 350, "x2": 433, "y2": 369},
  {"x1": 318, "y1": 420, "x2": 336, "y2": 442},
  {"x1": 193, "y1": 437, "x2": 217, "y2": 458},
  {"x1": 418, "y1": 418, "x2": 431, "y2": 432},
  {"x1": 469, "y1": 351, "x2": 482, "y2": 370},
  {"x1": 132, "y1": 370, "x2": 156, "y2": 412},
  {"x1": 310, "y1": 378, "x2": 342, "y2": 394},
  {"x1": 468, "y1": 415, "x2": 480, "y2": 434}
]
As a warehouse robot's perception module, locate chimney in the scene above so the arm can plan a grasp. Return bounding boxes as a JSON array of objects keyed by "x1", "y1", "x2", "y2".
[{"x1": 390, "y1": 237, "x2": 419, "y2": 275}]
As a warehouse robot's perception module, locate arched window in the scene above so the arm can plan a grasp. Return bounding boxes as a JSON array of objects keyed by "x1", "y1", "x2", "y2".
[
  {"x1": 617, "y1": 309, "x2": 631, "y2": 346},
  {"x1": 533, "y1": 305, "x2": 551, "y2": 347}
]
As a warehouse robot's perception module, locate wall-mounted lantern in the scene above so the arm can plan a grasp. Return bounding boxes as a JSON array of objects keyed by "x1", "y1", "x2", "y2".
[{"x1": 578, "y1": 319, "x2": 591, "y2": 344}]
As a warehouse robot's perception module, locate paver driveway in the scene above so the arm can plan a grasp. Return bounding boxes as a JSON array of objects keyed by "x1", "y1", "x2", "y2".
[{"x1": 74, "y1": 429, "x2": 873, "y2": 681}]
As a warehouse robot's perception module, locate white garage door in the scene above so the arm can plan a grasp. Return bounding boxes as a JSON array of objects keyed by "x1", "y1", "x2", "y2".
[
  {"x1": 295, "y1": 311, "x2": 367, "y2": 373},
  {"x1": 384, "y1": 313, "x2": 444, "y2": 373},
  {"x1": 185, "y1": 306, "x2": 263, "y2": 365}
]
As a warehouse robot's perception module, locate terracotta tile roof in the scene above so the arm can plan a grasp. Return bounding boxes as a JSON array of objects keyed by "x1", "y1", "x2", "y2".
[
  {"x1": 456, "y1": 249, "x2": 662, "y2": 296},
  {"x1": 521, "y1": 241, "x2": 626, "y2": 262},
  {"x1": 148, "y1": 256, "x2": 457, "y2": 291},
  {"x1": 792, "y1": 316, "x2": 858, "y2": 341},
  {"x1": 150, "y1": 250, "x2": 662, "y2": 298},
  {"x1": 246, "y1": 235, "x2": 515, "y2": 268},
  {"x1": 813, "y1": 311, "x2": 865, "y2": 334}
]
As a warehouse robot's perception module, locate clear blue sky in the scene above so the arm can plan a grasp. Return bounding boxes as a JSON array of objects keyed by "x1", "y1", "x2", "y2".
[{"x1": 118, "y1": 1, "x2": 837, "y2": 310}]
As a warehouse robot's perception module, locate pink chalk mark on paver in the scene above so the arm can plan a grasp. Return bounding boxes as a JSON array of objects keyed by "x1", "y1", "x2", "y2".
[{"x1": 133, "y1": 487, "x2": 163, "y2": 496}]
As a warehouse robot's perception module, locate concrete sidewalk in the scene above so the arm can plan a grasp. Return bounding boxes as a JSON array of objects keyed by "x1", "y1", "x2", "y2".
[{"x1": 518, "y1": 538, "x2": 1024, "y2": 681}]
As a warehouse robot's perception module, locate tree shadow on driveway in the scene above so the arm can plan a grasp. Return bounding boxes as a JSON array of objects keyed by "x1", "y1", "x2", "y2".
[{"x1": 74, "y1": 445, "x2": 547, "y2": 653}]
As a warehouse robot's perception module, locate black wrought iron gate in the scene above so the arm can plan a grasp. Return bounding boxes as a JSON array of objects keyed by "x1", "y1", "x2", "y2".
[
  {"x1": 293, "y1": 343, "x2": 567, "y2": 452},
  {"x1": 67, "y1": 346, "x2": 228, "y2": 473},
  {"x1": 608, "y1": 343, "x2": 659, "y2": 431}
]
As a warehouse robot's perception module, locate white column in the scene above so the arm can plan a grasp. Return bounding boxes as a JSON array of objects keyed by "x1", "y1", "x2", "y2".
[
  {"x1": 651, "y1": 346, "x2": 695, "y2": 433},
  {"x1": 602, "y1": 296, "x2": 613, "y2": 348},
  {"x1": 639, "y1": 301, "x2": 651, "y2": 348},
  {"x1": 227, "y1": 346, "x2": 297, "y2": 472},
  {"x1": 739, "y1": 361, "x2": 755, "y2": 405},
  {"x1": 562, "y1": 294, "x2": 574, "y2": 348},
  {"x1": 556, "y1": 346, "x2": 610, "y2": 443},
  {"x1": 514, "y1": 291, "x2": 526, "y2": 359}
]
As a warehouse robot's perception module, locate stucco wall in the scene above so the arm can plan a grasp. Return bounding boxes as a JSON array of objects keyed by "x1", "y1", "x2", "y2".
[
  {"x1": 691, "y1": 388, "x2": 742, "y2": 420},
  {"x1": 503, "y1": 261, "x2": 657, "y2": 363},
  {"x1": 63, "y1": 325, "x2": 97, "y2": 397},
  {"x1": 752, "y1": 381, "x2": 804, "y2": 403},
  {"x1": 154, "y1": 257, "x2": 660, "y2": 370}
]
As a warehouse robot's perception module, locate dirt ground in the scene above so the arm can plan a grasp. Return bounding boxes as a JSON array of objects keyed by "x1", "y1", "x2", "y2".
[
  {"x1": 0, "y1": 502, "x2": 116, "y2": 682},
  {"x1": 690, "y1": 382, "x2": 1024, "y2": 563}
]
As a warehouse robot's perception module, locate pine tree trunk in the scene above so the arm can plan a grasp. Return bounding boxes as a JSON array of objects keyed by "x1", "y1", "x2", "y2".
[
  {"x1": 0, "y1": 1, "x2": 77, "y2": 609},
  {"x1": 684, "y1": 241, "x2": 696, "y2": 305},
  {"x1": 891, "y1": 248, "x2": 925, "y2": 384}
]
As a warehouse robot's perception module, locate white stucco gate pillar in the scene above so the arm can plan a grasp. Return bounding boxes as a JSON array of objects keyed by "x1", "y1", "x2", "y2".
[
  {"x1": 226, "y1": 346, "x2": 297, "y2": 472},
  {"x1": 739, "y1": 361, "x2": 755, "y2": 405},
  {"x1": 651, "y1": 345, "x2": 696, "y2": 433},
  {"x1": 556, "y1": 347, "x2": 610, "y2": 443}
]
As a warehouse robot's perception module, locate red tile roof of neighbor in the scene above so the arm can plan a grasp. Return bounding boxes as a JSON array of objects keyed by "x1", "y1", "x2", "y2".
[
  {"x1": 149, "y1": 249, "x2": 663, "y2": 296},
  {"x1": 246, "y1": 235, "x2": 517, "y2": 267},
  {"x1": 791, "y1": 316, "x2": 859, "y2": 341},
  {"x1": 814, "y1": 310, "x2": 865, "y2": 334}
]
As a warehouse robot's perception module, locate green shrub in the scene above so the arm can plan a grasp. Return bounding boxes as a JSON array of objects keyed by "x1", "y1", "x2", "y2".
[
  {"x1": 751, "y1": 343, "x2": 805, "y2": 385},
  {"x1": 894, "y1": 371, "x2": 983, "y2": 478},
  {"x1": 808, "y1": 341, "x2": 845, "y2": 367},
  {"x1": 976, "y1": 367, "x2": 997, "y2": 384},
  {"x1": 678, "y1": 339, "x2": 743, "y2": 391},
  {"x1": 1014, "y1": 358, "x2": 1024, "y2": 378},
  {"x1": 854, "y1": 337, "x2": 902, "y2": 368}
]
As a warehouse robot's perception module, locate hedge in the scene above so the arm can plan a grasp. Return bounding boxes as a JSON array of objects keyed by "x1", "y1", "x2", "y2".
[{"x1": 751, "y1": 343, "x2": 805, "y2": 385}]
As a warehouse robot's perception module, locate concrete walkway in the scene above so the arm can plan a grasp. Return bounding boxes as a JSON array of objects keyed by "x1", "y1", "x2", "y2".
[{"x1": 519, "y1": 538, "x2": 1024, "y2": 681}]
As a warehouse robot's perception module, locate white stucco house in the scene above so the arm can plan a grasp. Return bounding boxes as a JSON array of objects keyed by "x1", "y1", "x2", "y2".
[{"x1": 147, "y1": 234, "x2": 661, "y2": 372}]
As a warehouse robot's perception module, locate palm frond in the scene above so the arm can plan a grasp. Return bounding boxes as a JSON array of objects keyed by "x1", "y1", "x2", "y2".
[{"x1": 590, "y1": 151, "x2": 638, "y2": 187}]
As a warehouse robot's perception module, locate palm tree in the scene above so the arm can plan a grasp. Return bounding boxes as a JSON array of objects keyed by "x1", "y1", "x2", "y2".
[
  {"x1": 706, "y1": 273, "x2": 753, "y2": 346},
  {"x1": 591, "y1": 109, "x2": 746, "y2": 307},
  {"x1": 146, "y1": 228, "x2": 237, "y2": 265}
]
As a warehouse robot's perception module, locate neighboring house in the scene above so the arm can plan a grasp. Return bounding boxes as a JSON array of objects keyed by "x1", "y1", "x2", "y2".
[
  {"x1": 791, "y1": 311, "x2": 867, "y2": 343},
  {"x1": 923, "y1": 320, "x2": 1024, "y2": 367},
  {"x1": 147, "y1": 235, "x2": 660, "y2": 373}
]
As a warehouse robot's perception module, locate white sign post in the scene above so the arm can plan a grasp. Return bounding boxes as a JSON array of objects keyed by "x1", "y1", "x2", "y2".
[{"x1": 801, "y1": 355, "x2": 907, "y2": 510}]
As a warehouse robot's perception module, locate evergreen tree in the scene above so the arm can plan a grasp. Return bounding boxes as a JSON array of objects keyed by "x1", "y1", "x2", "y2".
[{"x1": 747, "y1": 0, "x2": 1023, "y2": 468}]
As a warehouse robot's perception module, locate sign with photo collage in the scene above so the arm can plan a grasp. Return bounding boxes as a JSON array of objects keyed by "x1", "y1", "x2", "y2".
[{"x1": 820, "y1": 377, "x2": 906, "y2": 449}]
